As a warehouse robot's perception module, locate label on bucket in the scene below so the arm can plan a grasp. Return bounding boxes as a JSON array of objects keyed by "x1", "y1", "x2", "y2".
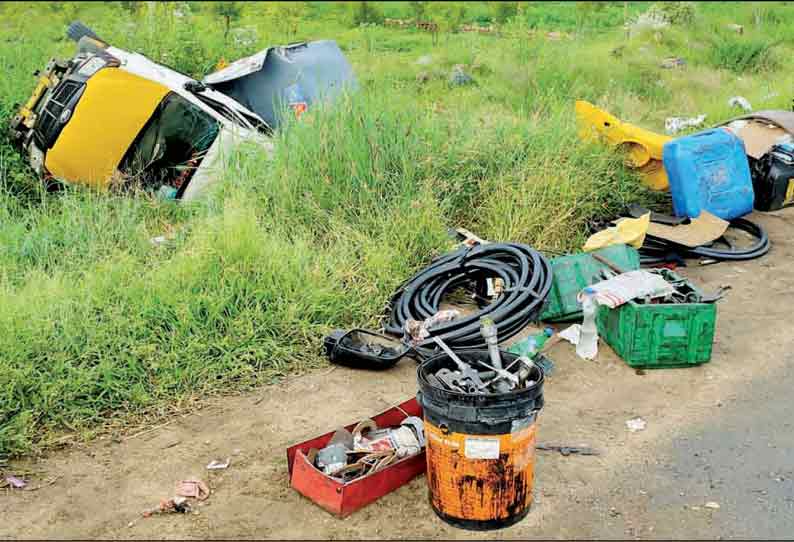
[{"x1": 464, "y1": 437, "x2": 500, "y2": 459}]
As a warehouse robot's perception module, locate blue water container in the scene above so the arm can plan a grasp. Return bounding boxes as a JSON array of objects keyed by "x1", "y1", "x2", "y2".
[{"x1": 662, "y1": 128, "x2": 754, "y2": 219}]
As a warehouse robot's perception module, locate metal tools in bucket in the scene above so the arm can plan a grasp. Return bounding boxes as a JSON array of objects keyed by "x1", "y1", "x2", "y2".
[{"x1": 416, "y1": 342, "x2": 545, "y2": 531}]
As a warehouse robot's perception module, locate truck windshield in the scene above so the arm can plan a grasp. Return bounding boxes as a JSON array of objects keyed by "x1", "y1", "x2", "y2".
[{"x1": 119, "y1": 92, "x2": 219, "y2": 190}]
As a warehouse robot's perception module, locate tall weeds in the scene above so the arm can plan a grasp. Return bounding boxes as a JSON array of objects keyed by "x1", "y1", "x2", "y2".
[{"x1": 1, "y1": 1, "x2": 792, "y2": 455}]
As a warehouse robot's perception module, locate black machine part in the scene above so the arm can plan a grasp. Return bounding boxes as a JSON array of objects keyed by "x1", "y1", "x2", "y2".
[
  {"x1": 751, "y1": 143, "x2": 794, "y2": 212},
  {"x1": 627, "y1": 203, "x2": 688, "y2": 226},
  {"x1": 323, "y1": 329, "x2": 410, "y2": 370}
]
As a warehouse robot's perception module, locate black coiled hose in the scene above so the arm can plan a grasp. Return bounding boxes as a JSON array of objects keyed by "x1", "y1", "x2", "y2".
[
  {"x1": 639, "y1": 217, "x2": 770, "y2": 265},
  {"x1": 384, "y1": 243, "x2": 553, "y2": 349}
]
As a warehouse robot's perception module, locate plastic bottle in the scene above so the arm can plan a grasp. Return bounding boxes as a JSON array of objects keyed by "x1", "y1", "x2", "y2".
[
  {"x1": 507, "y1": 328, "x2": 555, "y2": 358},
  {"x1": 577, "y1": 287, "x2": 598, "y2": 360}
]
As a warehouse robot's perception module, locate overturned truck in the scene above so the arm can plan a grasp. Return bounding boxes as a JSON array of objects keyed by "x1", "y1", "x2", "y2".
[{"x1": 10, "y1": 22, "x2": 356, "y2": 200}]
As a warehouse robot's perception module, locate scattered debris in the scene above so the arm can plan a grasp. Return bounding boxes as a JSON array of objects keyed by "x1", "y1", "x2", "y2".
[
  {"x1": 559, "y1": 324, "x2": 596, "y2": 359},
  {"x1": 627, "y1": 9, "x2": 669, "y2": 36},
  {"x1": 19, "y1": 476, "x2": 60, "y2": 492},
  {"x1": 461, "y1": 23, "x2": 495, "y2": 34},
  {"x1": 627, "y1": 207, "x2": 729, "y2": 248},
  {"x1": 723, "y1": 118, "x2": 792, "y2": 160},
  {"x1": 383, "y1": 243, "x2": 552, "y2": 352},
  {"x1": 576, "y1": 288, "x2": 599, "y2": 359},
  {"x1": 576, "y1": 100, "x2": 671, "y2": 190},
  {"x1": 418, "y1": 349, "x2": 544, "y2": 529},
  {"x1": 630, "y1": 214, "x2": 769, "y2": 264},
  {"x1": 507, "y1": 328, "x2": 554, "y2": 358},
  {"x1": 726, "y1": 23, "x2": 744, "y2": 34},
  {"x1": 415, "y1": 54, "x2": 433, "y2": 66},
  {"x1": 665, "y1": 114, "x2": 707, "y2": 135},
  {"x1": 584, "y1": 212, "x2": 650, "y2": 251},
  {"x1": 149, "y1": 235, "x2": 170, "y2": 247},
  {"x1": 582, "y1": 269, "x2": 676, "y2": 309},
  {"x1": 449, "y1": 65, "x2": 473, "y2": 86},
  {"x1": 206, "y1": 458, "x2": 231, "y2": 470},
  {"x1": 324, "y1": 328, "x2": 408, "y2": 370},
  {"x1": 541, "y1": 244, "x2": 640, "y2": 322},
  {"x1": 660, "y1": 57, "x2": 686, "y2": 69},
  {"x1": 752, "y1": 141, "x2": 794, "y2": 211},
  {"x1": 534, "y1": 353, "x2": 556, "y2": 376},
  {"x1": 315, "y1": 427, "x2": 353, "y2": 476},
  {"x1": 452, "y1": 227, "x2": 490, "y2": 247},
  {"x1": 175, "y1": 478, "x2": 210, "y2": 501},
  {"x1": 288, "y1": 399, "x2": 427, "y2": 517},
  {"x1": 143, "y1": 496, "x2": 191, "y2": 518},
  {"x1": 536, "y1": 444, "x2": 600, "y2": 456},
  {"x1": 729, "y1": 96, "x2": 752, "y2": 112},
  {"x1": 405, "y1": 310, "x2": 461, "y2": 343},
  {"x1": 666, "y1": 127, "x2": 755, "y2": 220},
  {"x1": 4, "y1": 475, "x2": 27, "y2": 489},
  {"x1": 626, "y1": 417, "x2": 647, "y2": 432}
]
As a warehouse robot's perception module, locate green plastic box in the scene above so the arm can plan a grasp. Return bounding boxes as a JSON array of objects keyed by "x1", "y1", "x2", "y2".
[
  {"x1": 540, "y1": 244, "x2": 640, "y2": 322},
  {"x1": 595, "y1": 296, "x2": 717, "y2": 369}
]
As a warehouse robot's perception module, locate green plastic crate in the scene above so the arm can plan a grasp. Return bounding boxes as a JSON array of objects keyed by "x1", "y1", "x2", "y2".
[
  {"x1": 540, "y1": 244, "x2": 640, "y2": 322},
  {"x1": 595, "y1": 297, "x2": 717, "y2": 368}
]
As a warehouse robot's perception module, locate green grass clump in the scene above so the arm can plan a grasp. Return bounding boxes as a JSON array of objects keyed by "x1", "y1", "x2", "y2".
[
  {"x1": 2, "y1": 1, "x2": 794, "y2": 456},
  {"x1": 706, "y1": 34, "x2": 781, "y2": 74}
]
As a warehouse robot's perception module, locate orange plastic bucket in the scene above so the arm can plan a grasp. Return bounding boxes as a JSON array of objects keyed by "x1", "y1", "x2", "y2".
[{"x1": 417, "y1": 350, "x2": 544, "y2": 530}]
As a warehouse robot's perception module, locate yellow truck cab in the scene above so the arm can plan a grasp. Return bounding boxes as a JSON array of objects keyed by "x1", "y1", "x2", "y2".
[{"x1": 10, "y1": 22, "x2": 356, "y2": 200}]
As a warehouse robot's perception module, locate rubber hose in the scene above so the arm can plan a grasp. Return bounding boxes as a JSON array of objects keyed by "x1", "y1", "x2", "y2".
[
  {"x1": 385, "y1": 243, "x2": 553, "y2": 350},
  {"x1": 639, "y1": 217, "x2": 769, "y2": 264}
]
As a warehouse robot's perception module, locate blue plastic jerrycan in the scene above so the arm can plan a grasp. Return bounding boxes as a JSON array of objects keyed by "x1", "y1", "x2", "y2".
[{"x1": 662, "y1": 128, "x2": 754, "y2": 219}]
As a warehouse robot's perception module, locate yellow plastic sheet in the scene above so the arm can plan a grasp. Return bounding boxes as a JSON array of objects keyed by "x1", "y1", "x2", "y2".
[
  {"x1": 575, "y1": 100, "x2": 672, "y2": 191},
  {"x1": 583, "y1": 212, "x2": 650, "y2": 252}
]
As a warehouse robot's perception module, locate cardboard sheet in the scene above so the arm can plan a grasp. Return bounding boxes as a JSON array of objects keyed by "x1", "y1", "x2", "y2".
[
  {"x1": 617, "y1": 210, "x2": 728, "y2": 248},
  {"x1": 729, "y1": 120, "x2": 791, "y2": 159}
]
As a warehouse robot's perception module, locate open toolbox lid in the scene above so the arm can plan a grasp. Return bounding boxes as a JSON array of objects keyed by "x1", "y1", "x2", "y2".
[{"x1": 203, "y1": 40, "x2": 357, "y2": 131}]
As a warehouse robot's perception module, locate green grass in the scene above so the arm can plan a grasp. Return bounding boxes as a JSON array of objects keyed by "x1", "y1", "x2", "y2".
[{"x1": 1, "y1": 1, "x2": 793, "y2": 456}]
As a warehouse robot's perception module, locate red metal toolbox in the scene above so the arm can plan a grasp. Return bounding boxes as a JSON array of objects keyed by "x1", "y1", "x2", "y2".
[{"x1": 286, "y1": 397, "x2": 426, "y2": 517}]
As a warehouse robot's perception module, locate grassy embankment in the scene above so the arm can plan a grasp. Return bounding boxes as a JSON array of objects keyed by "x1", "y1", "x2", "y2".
[{"x1": 1, "y1": 1, "x2": 792, "y2": 455}]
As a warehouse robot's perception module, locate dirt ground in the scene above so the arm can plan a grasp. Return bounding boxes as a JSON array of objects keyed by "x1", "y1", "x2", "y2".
[{"x1": 3, "y1": 210, "x2": 794, "y2": 540}]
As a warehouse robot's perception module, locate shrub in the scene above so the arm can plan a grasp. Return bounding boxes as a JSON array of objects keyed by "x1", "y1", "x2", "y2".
[
  {"x1": 654, "y1": 1, "x2": 696, "y2": 25},
  {"x1": 351, "y1": 1, "x2": 383, "y2": 27}
]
